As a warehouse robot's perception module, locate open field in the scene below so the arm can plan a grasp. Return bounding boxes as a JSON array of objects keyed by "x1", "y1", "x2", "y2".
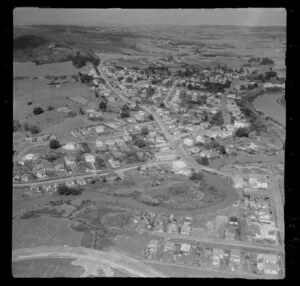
[
  {"x1": 12, "y1": 246, "x2": 166, "y2": 277},
  {"x1": 13, "y1": 61, "x2": 81, "y2": 77},
  {"x1": 13, "y1": 217, "x2": 82, "y2": 249},
  {"x1": 146, "y1": 261, "x2": 256, "y2": 278},
  {"x1": 12, "y1": 257, "x2": 84, "y2": 277}
]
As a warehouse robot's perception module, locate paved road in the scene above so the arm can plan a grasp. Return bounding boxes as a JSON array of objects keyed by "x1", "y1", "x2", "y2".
[
  {"x1": 13, "y1": 159, "x2": 176, "y2": 187},
  {"x1": 151, "y1": 232, "x2": 284, "y2": 253},
  {"x1": 270, "y1": 175, "x2": 285, "y2": 242},
  {"x1": 163, "y1": 79, "x2": 180, "y2": 106},
  {"x1": 221, "y1": 93, "x2": 231, "y2": 125}
]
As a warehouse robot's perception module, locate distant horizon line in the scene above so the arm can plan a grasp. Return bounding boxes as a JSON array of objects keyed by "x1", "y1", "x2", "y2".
[{"x1": 13, "y1": 23, "x2": 286, "y2": 28}]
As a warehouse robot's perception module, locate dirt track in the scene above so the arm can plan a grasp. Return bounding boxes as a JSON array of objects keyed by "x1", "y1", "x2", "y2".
[{"x1": 12, "y1": 246, "x2": 166, "y2": 277}]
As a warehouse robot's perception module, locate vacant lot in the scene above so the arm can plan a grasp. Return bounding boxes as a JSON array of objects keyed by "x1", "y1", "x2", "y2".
[
  {"x1": 13, "y1": 217, "x2": 82, "y2": 249},
  {"x1": 12, "y1": 257, "x2": 84, "y2": 277}
]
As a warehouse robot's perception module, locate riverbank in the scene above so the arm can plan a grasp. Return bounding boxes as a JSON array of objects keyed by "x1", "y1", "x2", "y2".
[
  {"x1": 276, "y1": 95, "x2": 286, "y2": 108},
  {"x1": 253, "y1": 91, "x2": 285, "y2": 127}
]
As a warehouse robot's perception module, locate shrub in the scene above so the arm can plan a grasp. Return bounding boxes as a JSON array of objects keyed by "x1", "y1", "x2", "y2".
[
  {"x1": 68, "y1": 111, "x2": 77, "y2": 117},
  {"x1": 260, "y1": 57, "x2": 274, "y2": 65},
  {"x1": 134, "y1": 138, "x2": 147, "y2": 148},
  {"x1": 95, "y1": 156, "x2": 106, "y2": 168},
  {"x1": 148, "y1": 114, "x2": 154, "y2": 121},
  {"x1": 99, "y1": 101, "x2": 107, "y2": 111},
  {"x1": 79, "y1": 107, "x2": 86, "y2": 115},
  {"x1": 195, "y1": 156, "x2": 209, "y2": 166},
  {"x1": 141, "y1": 127, "x2": 149, "y2": 136},
  {"x1": 235, "y1": 127, "x2": 250, "y2": 138},
  {"x1": 28, "y1": 125, "x2": 41, "y2": 134},
  {"x1": 13, "y1": 120, "x2": 22, "y2": 132},
  {"x1": 27, "y1": 101, "x2": 32, "y2": 105},
  {"x1": 47, "y1": 105, "x2": 54, "y2": 111},
  {"x1": 120, "y1": 110, "x2": 130, "y2": 119},
  {"x1": 49, "y1": 139, "x2": 61, "y2": 149},
  {"x1": 190, "y1": 172, "x2": 204, "y2": 181},
  {"x1": 219, "y1": 145, "x2": 227, "y2": 155},
  {"x1": 33, "y1": 107, "x2": 44, "y2": 115},
  {"x1": 43, "y1": 152, "x2": 62, "y2": 163}
]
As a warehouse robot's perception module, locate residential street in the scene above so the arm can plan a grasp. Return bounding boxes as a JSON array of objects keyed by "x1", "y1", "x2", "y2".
[{"x1": 151, "y1": 232, "x2": 284, "y2": 253}]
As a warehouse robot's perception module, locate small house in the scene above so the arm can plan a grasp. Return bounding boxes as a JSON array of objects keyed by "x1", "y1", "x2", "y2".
[
  {"x1": 230, "y1": 249, "x2": 241, "y2": 263},
  {"x1": 180, "y1": 243, "x2": 191, "y2": 255},
  {"x1": 77, "y1": 178, "x2": 86, "y2": 185},
  {"x1": 264, "y1": 263, "x2": 280, "y2": 275},
  {"x1": 164, "y1": 241, "x2": 175, "y2": 252},
  {"x1": 180, "y1": 224, "x2": 191, "y2": 236}
]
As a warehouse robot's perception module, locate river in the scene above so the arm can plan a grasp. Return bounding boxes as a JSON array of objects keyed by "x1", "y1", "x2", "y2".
[{"x1": 253, "y1": 90, "x2": 286, "y2": 127}]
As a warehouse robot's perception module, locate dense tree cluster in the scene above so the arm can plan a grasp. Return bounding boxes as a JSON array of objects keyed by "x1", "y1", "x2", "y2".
[
  {"x1": 260, "y1": 57, "x2": 274, "y2": 65},
  {"x1": 14, "y1": 121, "x2": 41, "y2": 134},
  {"x1": 70, "y1": 52, "x2": 100, "y2": 69},
  {"x1": 95, "y1": 156, "x2": 106, "y2": 168},
  {"x1": 148, "y1": 114, "x2": 154, "y2": 121},
  {"x1": 140, "y1": 127, "x2": 149, "y2": 136},
  {"x1": 134, "y1": 138, "x2": 147, "y2": 148},
  {"x1": 57, "y1": 185, "x2": 83, "y2": 196},
  {"x1": 190, "y1": 172, "x2": 204, "y2": 181},
  {"x1": 14, "y1": 34, "x2": 48, "y2": 51},
  {"x1": 235, "y1": 127, "x2": 250, "y2": 138},
  {"x1": 248, "y1": 57, "x2": 261, "y2": 63},
  {"x1": 254, "y1": 70, "x2": 278, "y2": 82},
  {"x1": 203, "y1": 81, "x2": 231, "y2": 93},
  {"x1": 49, "y1": 139, "x2": 61, "y2": 149},
  {"x1": 99, "y1": 101, "x2": 107, "y2": 112},
  {"x1": 195, "y1": 156, "x2": 210, "y2": 166},
  {"x1": 237, "y1": 101, "x2": 267, "y2": 134},
  {"x1": 78, "y1": 72, "x2": 93, "y2": 84},
  {"x1": 210, "y1": 110, "x2": 224, "y2": 126},
  {"x1": 146, "y1": 86, "x2": 156, "y2": 97},
  {"x1": 33, "y1": 107, "x2": 44, "y2": 115},
  {"x1": 120, "y1": 104, "x2": 130, "y2": 118},
  {"x1": 43, "y1": 152, "x2": 63, "y2": 163}
]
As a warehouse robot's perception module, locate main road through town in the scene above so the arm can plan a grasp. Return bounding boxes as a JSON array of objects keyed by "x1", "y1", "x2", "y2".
[
  {"x1": 97, "y1": 61, "x2": 234, "y2": 179},
  {"x1": 96, "y1": 58, "x2": 284, "y2": 252}
]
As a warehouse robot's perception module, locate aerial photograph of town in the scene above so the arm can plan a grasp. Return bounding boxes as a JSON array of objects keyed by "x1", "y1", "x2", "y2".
[{"x1": 12, "y1": 8, "x2": 286, "y2": 278}]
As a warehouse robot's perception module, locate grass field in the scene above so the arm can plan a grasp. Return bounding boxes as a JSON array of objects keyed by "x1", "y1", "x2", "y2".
[
  {"x1": 13, "y1": 78, "x2": 93, "y2": 131},
  {"x1": 12, "y1": 257, "x2": 84, "y2": 277},
  {"x1": 13, "y1": 217, "x2": 82, "y2": 249},
  {"x1": 13, "y1": 61, "x2": 81, "y2": 77}
]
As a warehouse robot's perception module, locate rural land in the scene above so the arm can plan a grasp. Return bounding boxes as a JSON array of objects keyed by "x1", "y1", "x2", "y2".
[{"x1": 13, "y1": 21, "x2": 285, "y2": 278}]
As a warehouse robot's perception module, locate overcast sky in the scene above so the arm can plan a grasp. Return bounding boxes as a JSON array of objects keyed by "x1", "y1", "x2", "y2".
[{"x1": 13, "y1": 8, "x2": 286, "y2": 27}]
